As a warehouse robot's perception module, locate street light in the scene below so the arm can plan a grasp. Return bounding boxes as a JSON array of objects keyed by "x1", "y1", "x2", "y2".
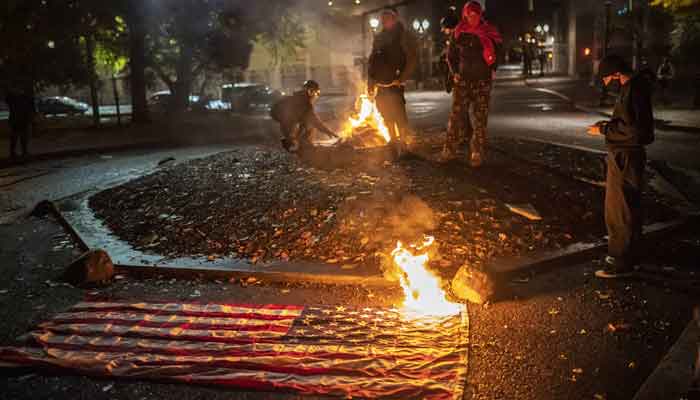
[
  {"x1": 412, "y1": 18, "x2": 431, "y2": 34},
  {"x1": 411, "y1": 18, "x2": 433, "y2": 87},
  {"x1": 535, "y1": 25, "x2": 543, "y2": 34},
  {"x1": 369, "y1": 17, "x2": 379, "y2": 31},
  {"x1": 543, "y1": 24, "x2": 550, "y2": 33},
  {"x1": 412, "y1": 19, "x2": 421, "y2": 32},
  {"x1": 421, "y1": 19, "x2": 430, "y2": 31}
]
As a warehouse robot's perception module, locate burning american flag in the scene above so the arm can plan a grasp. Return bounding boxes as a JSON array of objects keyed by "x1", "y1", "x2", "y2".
[{"x1": 0, "y1": 299, "x2": 468, "y2": 399}]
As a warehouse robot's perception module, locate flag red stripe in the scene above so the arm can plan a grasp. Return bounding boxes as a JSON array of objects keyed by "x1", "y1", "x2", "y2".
[
  {"x1": 48, "y1": 318, "x2": 292, "y2": 333},
  {"x1": 203, "y1": 376, "x2": 456, "y2": 400},
  {"x1": 41, "y1": 327, "x2": 298, "y2": 345},
  {"x1": 1, "y1": 347, "x2": 460, "y2": 381},
  {"x1": 0, "y1": 349, "x2": 457, "y2": 400},
  {"x1": 107, "y1": 358, "x2": 459, "y2": 379},
  {"x1": 78, "y1": 300, "x2": 305, "y2": 311},
  {"x1": 40, "y1": 327, "x2": 456, "y2": 349},
  {"x1": 59, "y1": 307, "x2": 300, "y2": 321},
  {"x1": 31, "y1": 338, "x2": 455, "y2": 363}
]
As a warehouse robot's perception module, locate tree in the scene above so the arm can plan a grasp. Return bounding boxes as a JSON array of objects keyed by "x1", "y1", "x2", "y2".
[
  {"x1": 125, "y1": 0, "x2": 149, "y2": 123},
  {"x1": 76, "y1": 2, "x2": 128, "y2": 126},
  {"x1": 671, "y1": 14, "x2": 700, "y2": 65},
  {"x1": 0, "y1": 0, "x2": 128, "y2": 127},
  {"x1": 651, "y1": 0, "x2": 700, "y2": 12},
  {"x1": 652, "y1": 0, "x2": 700, "y2": 70},
  {"x1": 142, "y1": 0, "x2": 305, "y2": 112},
  {"x1": 0, "y1": 1, "x2": 91, "y2": 92}
]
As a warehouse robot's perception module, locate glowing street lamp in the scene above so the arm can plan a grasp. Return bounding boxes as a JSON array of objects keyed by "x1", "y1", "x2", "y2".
[
  {"x1": 535, "y1": 25, "x2": 543, "y2": 34},
  {"x1": 369, "y1": 17, "x2": 380, "y2": 31},
  {"x1": 412, "y1": 18, "x2": 431, "y2": 34},
  {"x1": 421, "y1": 19, "x2": 430, "y2": 31},
  {"x1": 543, "y1": 24, "x2": 550, "y2": 33}
]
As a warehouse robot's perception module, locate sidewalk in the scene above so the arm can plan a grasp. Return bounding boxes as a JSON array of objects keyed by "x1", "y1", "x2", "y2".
[
  {"x1": 0, "y1": 112, "x2": 276, "y2": 168},
  {"x1": 525, "y1": 75, "x2": 700, "y2": 132}
]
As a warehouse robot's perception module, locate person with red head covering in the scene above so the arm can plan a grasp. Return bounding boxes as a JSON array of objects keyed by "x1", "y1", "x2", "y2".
[{"x1": 442, "y1": 0, "x2": 502, "y2": 167}]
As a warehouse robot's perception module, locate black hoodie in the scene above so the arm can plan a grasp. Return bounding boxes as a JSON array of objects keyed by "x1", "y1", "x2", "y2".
[{"x1": 603, "y1": 74, "x2": 655, "y2": 150}]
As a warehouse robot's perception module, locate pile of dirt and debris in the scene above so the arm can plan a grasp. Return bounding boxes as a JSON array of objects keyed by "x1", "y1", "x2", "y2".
[{"x1": 89, "y1": 138, "x2": 679, "y2": 279}]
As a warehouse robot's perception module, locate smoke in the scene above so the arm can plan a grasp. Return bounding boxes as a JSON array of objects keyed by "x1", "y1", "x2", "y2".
[{"x1": 334, "y1": 193, "x2": 438, "y2": 282}]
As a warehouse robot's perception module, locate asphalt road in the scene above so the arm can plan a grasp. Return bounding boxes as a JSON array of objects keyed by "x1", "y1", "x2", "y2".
[
  {"x1": 1, "y1": 80, "x2": 699, "y2": 399},
  {"x1": 408, "y1": 79, "x2": 700, "y2": 172}
]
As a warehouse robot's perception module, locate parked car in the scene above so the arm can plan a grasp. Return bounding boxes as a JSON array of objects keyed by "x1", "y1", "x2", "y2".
[
  {"x1": 221, "y1": 83, "x2": 283, "y2": 113},
  {"x1": 36, "y1": 96, "x2": 89, "y2": 116},
  {"x1": 148, "y1": 91, "x2": 210, "y2": 112}
]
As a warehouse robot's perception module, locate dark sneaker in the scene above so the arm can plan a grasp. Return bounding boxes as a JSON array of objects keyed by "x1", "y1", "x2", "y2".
[{"x1": 595, "y1": 256, "x2": 635, "y2": 279}]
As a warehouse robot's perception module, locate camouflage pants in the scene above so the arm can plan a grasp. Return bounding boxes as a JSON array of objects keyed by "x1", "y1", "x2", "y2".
[{"x1": 446, "y1": 80, "x2": 492, "y2": 165}]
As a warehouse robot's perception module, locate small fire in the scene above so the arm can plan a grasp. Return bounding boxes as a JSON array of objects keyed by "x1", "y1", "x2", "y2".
[
  {"x1": 391, "y1": 236, "x2": 462, "y2": 316},
  {"x1": 341, "y1": 94, "x2": 392, "y2": 143}
]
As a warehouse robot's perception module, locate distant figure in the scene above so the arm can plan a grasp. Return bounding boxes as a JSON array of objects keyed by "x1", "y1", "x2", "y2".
[
  {"x1": 440, "y1": 6, "x2": 460, "y2": 94},
  {"x1": 270, "y1": 80, "x2": 338, "y2": 154},
  {"x1": 637, "y1": 58, "x2": 657, "y2": 89},
  {"x1": 368, "y1": 6, "x2": 417, "y2": 158},
  {"x1": 587, "y1": 55, "x2": 655, "y2": 279},
  {"x1": 5, "y1": 86, "x2": 36, "y2": 160},
  {"x1": 443, "y1": 0, "x2": 502, "y2": 167},
  {"x1": 656, "y1": 57, "x2": 674, "y2": 104},
  {"x1": 523, "y1": 42, "x2": 534, "y2": 77},
  {"x1": 538, "y1": 47, "x2": 547, "y2": 77}
]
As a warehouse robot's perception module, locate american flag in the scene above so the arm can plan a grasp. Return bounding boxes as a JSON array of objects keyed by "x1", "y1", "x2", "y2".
[{"x1": 0, "y1": 300, "x2": 469, "y2": 399}]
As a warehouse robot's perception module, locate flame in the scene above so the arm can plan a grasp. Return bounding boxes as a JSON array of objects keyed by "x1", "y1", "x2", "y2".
[
  {"x1": 341, "y1": 94, "x2": 391, "y2": 143},
  {"x1": 391, "y1": 236, "x2": 462, "y2": 316}
]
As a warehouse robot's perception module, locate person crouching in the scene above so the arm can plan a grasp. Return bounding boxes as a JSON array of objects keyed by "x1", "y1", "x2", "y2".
[{"x1": 271, "y1": 80, "x2": 338, "y2": 153}]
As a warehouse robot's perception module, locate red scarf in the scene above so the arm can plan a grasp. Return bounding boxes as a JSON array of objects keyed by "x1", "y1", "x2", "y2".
[{"x1": 453, "y1": 4, "x2": 502, "y2": 66}]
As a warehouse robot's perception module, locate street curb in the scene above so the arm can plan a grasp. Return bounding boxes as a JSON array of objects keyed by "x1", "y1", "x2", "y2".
[
  {"x1": 112, "y1": 263, "x2": 393, "y2": 288},
  {"x1": 488, "y1": 217, "x2": 694, "y2": 279},
  {"x1": 633, "y1": 315, "x2": 699, "y2": 400},
  {"x1": 49, "y1": 190, "x2": 693, "y2": 292},
  {"x1": 49, "y1": 200, "x2": 393, "y2": 288}
]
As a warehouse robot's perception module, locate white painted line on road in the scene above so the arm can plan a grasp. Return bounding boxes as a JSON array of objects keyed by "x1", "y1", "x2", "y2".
[{"x1": 532, "y1": 87, "x2": 574, "y2": 103}]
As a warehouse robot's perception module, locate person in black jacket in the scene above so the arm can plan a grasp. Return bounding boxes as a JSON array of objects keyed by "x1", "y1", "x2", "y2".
[
  {"x1": 440, "y1": 6, "x2": 460, "y2": 94},
  {"x1": 588, "y1": 55, "x2": 655, "y2": 278},
  {"x1": 443, "y1": 1, "x2": 502, "y2": 167},
  {"x1": 5, "y1": 85, "x2": 36, "y2": 160},
  {"x1": 368, "y1": 7, "x2": 417, "y2": 157},
  {"x1": 270, "y1": 80, "x2": 337, "y2": 153}
]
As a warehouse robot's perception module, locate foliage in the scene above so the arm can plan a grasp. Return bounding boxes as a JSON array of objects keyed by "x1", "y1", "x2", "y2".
[
  {"x1": 256, "y1": 10, "x2": 307, "y2": 66},
  {"x1": 142, "y1": 0, "x2": 305, "y2": 108},
  {"x1": 651, "y1": 0, "x2": 700, "y2": 11},
  {"x1": 0, "y1": 0, "x2": 88, "y2": 90},
  {"x1": 0, "y1": 1, "x2": 127, "y2": 91},
  {"x1": 94, "y1": 15, "x2": 129, "y2": 76},
  {"x1": 671, "y1": 14, "x2": 700, "y2": 65}
]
